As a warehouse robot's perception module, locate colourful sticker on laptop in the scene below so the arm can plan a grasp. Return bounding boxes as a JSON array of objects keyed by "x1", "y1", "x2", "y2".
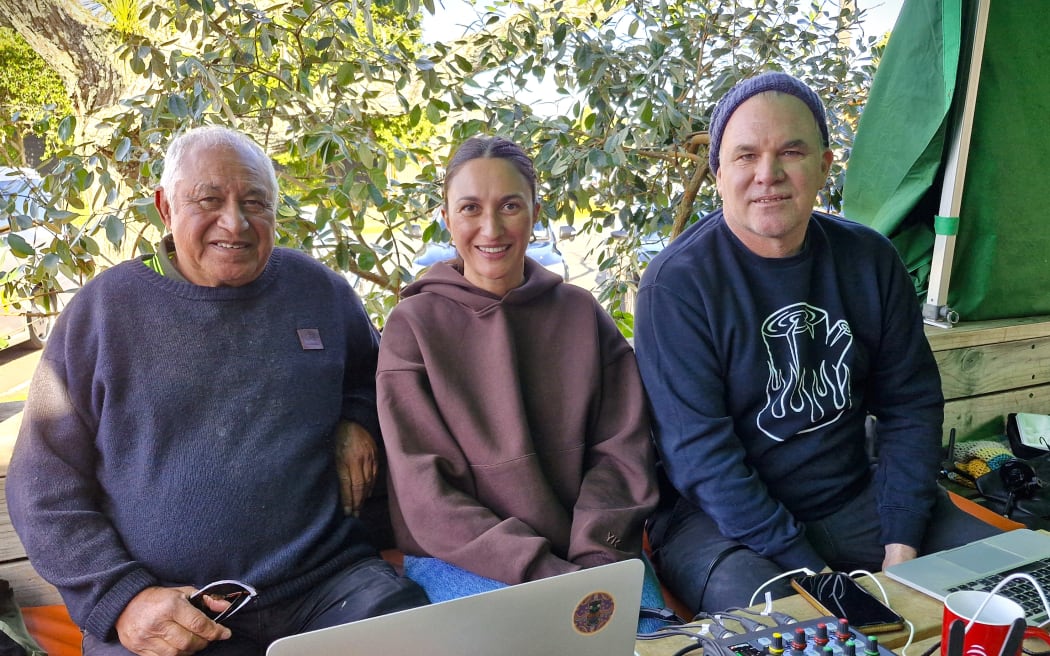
[{"x1": 572, "y1": 591, "x2": 615, "y2": 634}]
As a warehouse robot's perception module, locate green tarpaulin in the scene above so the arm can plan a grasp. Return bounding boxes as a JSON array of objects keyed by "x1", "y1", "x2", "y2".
[{"x1": 843, "y1": 0, "x2": 1050, "y2": 321}]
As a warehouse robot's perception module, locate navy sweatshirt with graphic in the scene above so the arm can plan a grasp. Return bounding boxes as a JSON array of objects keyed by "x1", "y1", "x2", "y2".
[{"x1": 635, "y1": 210, "x2": 943, "y2": 571}]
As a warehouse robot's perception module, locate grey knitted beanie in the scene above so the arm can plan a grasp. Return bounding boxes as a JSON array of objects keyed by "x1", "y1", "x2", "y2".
[{"x1": 708, "y1": 71, "x2": 829, "y2": 174}]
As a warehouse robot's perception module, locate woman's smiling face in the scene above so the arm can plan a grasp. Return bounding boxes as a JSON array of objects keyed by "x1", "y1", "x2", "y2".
[{"x1": 444, "y1": 157, "x2": 539, "y2": 296}]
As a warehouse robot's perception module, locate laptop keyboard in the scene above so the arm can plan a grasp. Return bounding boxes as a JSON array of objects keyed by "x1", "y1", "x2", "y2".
[{"x1": 947, "y1": 561, "x2": 1050, "y2": 622}]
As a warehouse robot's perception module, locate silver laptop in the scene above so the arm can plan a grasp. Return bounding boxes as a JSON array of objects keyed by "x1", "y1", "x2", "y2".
[
  {"x1": 884, "y1": 529, "x2": 1050, "y2": 621},
  {"x1": 266, "y1": 559, "x2": 644, "y2": 656}
]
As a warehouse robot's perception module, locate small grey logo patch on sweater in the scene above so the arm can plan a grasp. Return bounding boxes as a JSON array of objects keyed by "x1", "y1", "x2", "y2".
[{"x1": 297, "y1": 328, "x2": 324, "y2": 350}]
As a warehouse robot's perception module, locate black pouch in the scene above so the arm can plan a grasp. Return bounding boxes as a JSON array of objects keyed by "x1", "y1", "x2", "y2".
[
  {"x1": 974, "y1": 457, "x2": 1050, "y2": 529},
  {"x1": 1006, "y1": 412, "x2": 1050, "y2": 459}
]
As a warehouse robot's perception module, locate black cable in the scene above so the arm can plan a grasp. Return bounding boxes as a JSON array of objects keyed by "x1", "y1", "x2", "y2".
[
  {"x1": 688, "y1": 612, "x2": 735, "y2": 638},
  {"x1": 667, "y1": 635, "x2": 735, "y2": 656},
  {"x1": 697, "y1": 636, "x2": 738, "y2": 656},
  {"x1": 639, "y1": 605, "x2": 688, "y2": 625},
  {"x1": 693, "y1": 610, "x2": 763, "y2": 634},
  {"x1": 635, "y1": 615, "x2": 750, "y2": 642},
  {"x1": 636, "y1": 622, "x2": 731, "y2": 641},
  {"x1": 636, "y1": 627, "x2": 709, "y2": 641},
  {"x1": 724, "y1": 605, "x2": 799, "y2": 625},
  {"x1": 717, "y1": 611, "x2": 765, "y2": 633},
  {"x1": 918, "y1": 640, "x2": 941, "y2": 656},
  {"x1": 1022, "y1": 648, "x2": 1050, "y2": 656},
  {"x1": 690, "y1": 544, "x2": 748, "y2": 614},
  {"x1": 670, "y1": 643, "x2": 704, "y2": 656}
]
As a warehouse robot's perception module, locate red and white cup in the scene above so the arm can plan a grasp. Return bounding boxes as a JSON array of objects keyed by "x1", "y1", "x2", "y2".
[{"x1": 942, "y1": 590, "x2": 1050, "y2": 656}]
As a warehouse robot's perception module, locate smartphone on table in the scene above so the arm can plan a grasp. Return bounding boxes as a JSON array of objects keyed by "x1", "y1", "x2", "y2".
[{"x1": 790, "y1": 571, "x2": 905, "y2": 634}]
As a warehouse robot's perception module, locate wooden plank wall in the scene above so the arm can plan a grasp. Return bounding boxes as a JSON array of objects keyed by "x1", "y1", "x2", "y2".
[{"x1": 926, "y1": 315, "x2": 1050, "y2": 445}]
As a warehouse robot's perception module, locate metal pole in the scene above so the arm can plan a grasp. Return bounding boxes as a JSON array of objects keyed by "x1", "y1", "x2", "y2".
[{"x1": 924, "y1": 0, "x2": 991, "y2": 328}]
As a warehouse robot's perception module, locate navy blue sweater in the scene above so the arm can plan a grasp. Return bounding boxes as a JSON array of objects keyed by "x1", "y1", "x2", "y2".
[
  {"x1": 6, "y1": 248, "x2": 381, "y2": 640},
  {"x1": 635, "y1": 211, "x2": 943, "y2": 571}
]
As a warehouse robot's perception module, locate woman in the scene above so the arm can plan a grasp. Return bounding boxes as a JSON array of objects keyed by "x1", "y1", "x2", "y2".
[{"x1": 377, "y1": 135, "x2": 663, "y2": 620}]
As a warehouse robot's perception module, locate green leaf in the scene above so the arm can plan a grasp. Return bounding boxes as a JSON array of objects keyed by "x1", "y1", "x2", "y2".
[
  {"x1": 130, "y1": 54, "x2": 146, "y2": 74},
  {"x1": 640, "y1": 99, "x2": 653, "y2": 124},
  {"x1": 303, "y1": 134, "x2": 323, "y2": 156},
  {"x1": 336, "y1": 243, "x2": 350, "y2": 271},
  {"x1": 357, "y1": 250, "x2": 376, "y2": 271},
  {"x1": 167, "y1": 94, "x2": 190, "y2": 118},
  {"x1": 44, "y1": 209, "x2": 79, "y2": 222},
  {"x1": 74, "y1": 167, "x2": 95, "y2": 191},
  {"x1": 368, "y1": 184, "x2": 385, "y2": 207},
  {"x1": 55, "y1": 240, "x2": 71, "y2": 264},
  {"x1": 105, "y1": 215, "x2": 126, "y2": 245},
  {"x1": 298, "y1": 69, "x2": 313, "y2": 95},
  {"x1": 357, "y1": 143, "x2": 375, "y2": 169},
  {"x1": 336, "y1": 62, "x2": 357, "y2": 87},
  {"x1": 426, "y1": 100, "x2": 441, "y2": 124},
  {"x1": 114, "y1": 137, "x2": 132, "y2": 162},
  {"x1": 5, "y1": 234, "x2": 34, "y2": 257},
  {"x1": 81, "y1": 235, "x2": 100, "y2": 257},
  {"x1": 40, "y1": 253, "x2": 60, "y2": 274},
  {"x1": 553, "y1": 21, "x2": 567, "y2": 46},
  {"x1": 58, "y1": 116, "x2": 75, "y2": 142},
  {"x1": 144, "y1": 204, "x2": 166, "y2": 232},
  {"x1": 454, "y1": 54, "x2": 472, "y2": 73}
]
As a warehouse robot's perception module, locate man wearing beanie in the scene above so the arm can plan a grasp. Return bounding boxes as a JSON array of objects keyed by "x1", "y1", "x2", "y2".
[{"x1": 634, "y1": 71, "x2": 998, "y2": 613}]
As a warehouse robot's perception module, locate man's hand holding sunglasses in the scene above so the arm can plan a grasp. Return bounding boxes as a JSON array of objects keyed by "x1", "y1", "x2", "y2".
[
  {"x1": 187, "y1": 580, "x2": 257, "y2": 623},
  {"x1": 114, "y1": 580, "x2": 254, "y2": 656}
]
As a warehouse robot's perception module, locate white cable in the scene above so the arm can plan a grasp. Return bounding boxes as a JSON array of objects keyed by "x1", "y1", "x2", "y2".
[
  {"x1": 748, "y1": 567, "x2": 814, "y2": 607},
  {"x1": 985, "y1": 572, "x2": 1050, "y2": 629},
  {"x1": 847, "y1": 569, "x2": 891, "y2": 605},
  {"x1": 896, "y1": 619, "x2": 916, "y2": 656},
  {"x1": 761, "y1": 594, "x2": 774, "y2": 616},
  {"x1": 841, "y1": 570, "x2": 909, "y2": 653},
  {"x1": 962, "y1": 591, "x2": 997, "y2": 633}
]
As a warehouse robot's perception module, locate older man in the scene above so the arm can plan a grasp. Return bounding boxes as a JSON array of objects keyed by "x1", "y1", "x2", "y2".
[
  {"x1": 634, "y1": 72, "x2": 998, "y2": 614},
  {"x1": 6, "y1": 126, "x2": 427, "y2": 656}
]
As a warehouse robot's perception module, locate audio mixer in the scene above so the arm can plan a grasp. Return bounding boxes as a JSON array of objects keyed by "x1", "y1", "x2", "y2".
[{"x1": 709, "y1": 616, "x2": 899, "y2": 656}]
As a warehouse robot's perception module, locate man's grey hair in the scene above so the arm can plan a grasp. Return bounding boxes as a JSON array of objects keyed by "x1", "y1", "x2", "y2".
[{"x1": 159, "y1": 126, "x2": 279, "y2": 198}]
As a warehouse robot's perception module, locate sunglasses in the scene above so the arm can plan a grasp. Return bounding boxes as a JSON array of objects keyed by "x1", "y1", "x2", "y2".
[{"x1": 188, "y1": 580, "x2": 258, "y2": 622}]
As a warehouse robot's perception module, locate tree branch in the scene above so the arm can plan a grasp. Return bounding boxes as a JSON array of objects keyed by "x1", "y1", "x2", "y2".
[
  {"x1": 0, "y1": 0, "x2": 138, "y2": 116},
  {"x1": 674, "y1": 132, "x2": 711, "y2": 239}
]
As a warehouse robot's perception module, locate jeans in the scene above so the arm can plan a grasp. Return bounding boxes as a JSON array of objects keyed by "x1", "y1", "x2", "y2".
[
  {"x1": 648, "y1": 481, "x2": 1001, "y2": 614},
  {"x1": 83, "y1": 556, "x2": 429, "y2": 656}
]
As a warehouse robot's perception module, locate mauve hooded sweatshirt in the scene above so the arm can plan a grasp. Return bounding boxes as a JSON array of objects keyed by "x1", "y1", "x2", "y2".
[{"x1": 378, "y1": 258, "x2": 658, "y2": 584}]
